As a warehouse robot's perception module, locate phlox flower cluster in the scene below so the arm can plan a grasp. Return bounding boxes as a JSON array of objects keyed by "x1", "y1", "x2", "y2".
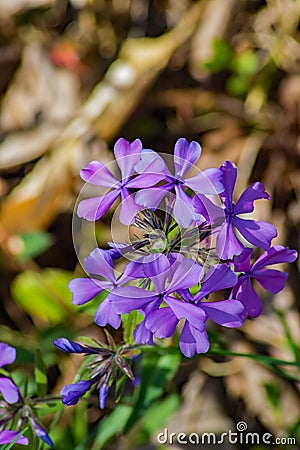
[{"x1": 55, "y1": 137, "x2": 297, "y2": 408}]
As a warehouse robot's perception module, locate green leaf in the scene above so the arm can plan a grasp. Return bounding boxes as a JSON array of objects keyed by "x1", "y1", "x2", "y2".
[
  {"x1": 264, "y1": 382, "x2": 281, "y2": 409},
  {"x1": 17, "y1": 232, "x2": 53, "y2": 260},
  {"x1": 122, "y1": 310, "x2": 142, "y2": 345},
  {"x1": 11, "y1": 269, "x2": 76, "y2": 324},
  {"x1": 91, "y1": 404, "x2": 133, "y2": 450},
  {"x1": 34, "y1": 350, "x2": 47, "y2": 397},
  {"x1": 125, "y1": 351, "x2": 180, "y2": 432}
]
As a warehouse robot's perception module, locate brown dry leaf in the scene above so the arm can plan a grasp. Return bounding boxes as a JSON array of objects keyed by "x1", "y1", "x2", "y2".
[{"x1": 0, "y1": 2, "x2": 205, "y2": 234}]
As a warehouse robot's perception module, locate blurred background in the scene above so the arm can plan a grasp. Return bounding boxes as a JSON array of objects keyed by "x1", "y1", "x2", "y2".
[{"x1": 0, "y1": 0, "x2": 299, "y2": 449}]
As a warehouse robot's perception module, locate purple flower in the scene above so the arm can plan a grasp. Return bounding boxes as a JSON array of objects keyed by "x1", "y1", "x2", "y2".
[
  {"x1": 144, "y1": 264, "x2": 245, "y2": 357},
  {"x1": 0, "y1": 430, "x2": 28, "y2": 446},
  {"x1": 0, "y1": 343, "x2": 19, "y2": 404},
  {"x1": 99, "y1": 383, "x2": 109, "y2": 409},
  {"x1": 77, "y1": 138, "x2": 164, "y2": 225},
  {"x1": 135, "y1": 138, "x2": 224, "y2": 227},
  {"x1": 196, "y1": 161, "x2": 277, "y2": 260},
  {"x1": 231, "y1": 245, "x2": 298, "y2": 317},
  {"x1": 69, "y1": 248, "x2": 140, "y2": 329}
]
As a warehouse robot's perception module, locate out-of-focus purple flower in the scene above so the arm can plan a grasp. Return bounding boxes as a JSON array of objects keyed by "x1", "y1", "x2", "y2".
[
  {"x1": 99, "y1": 383, "x2": 109, "y2": 409},
  {"x1": 231, "y1": 245, "x2": 298, "y2": 317},
  {"x1": 69, "y1": 248, "x2": 140, "y2": 329},
  {"x1": 135, "y1": 138, "x2": 224, "y2": 228},
  {"x1": 0, "y1": 430, "x2": 28, "y2": 446},
  {"x1": 28, "y1": 416, "x2": 54, "y2": 447},
  {"x1": 0, "y1": 343, "x2": 19, "y2": 404},
  {"x1": 77, "y1": 138, "x2": 165, "y2": 225},
  {"x1": 195, "y1": 161, "x2": 277, "y2": 260}
]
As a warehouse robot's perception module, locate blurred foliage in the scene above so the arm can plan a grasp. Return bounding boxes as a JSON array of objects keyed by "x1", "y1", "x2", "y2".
[{"x1": 0, "y1": 0, "x2": 300, "y2": 449}]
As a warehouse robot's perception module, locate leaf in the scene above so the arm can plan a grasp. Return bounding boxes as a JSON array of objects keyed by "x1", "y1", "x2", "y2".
[
  {"x1": 11, "y1": 269, "x2": 76, "y2": 324},
  {"x1": 122, "y1": 310, "x2": 142, "y2": 345},
  {"x1": 90, "y1": 404, "x2": 133, "y2": 450},
  {"x1": 34, "y1": 350, "x2": 47, "y2": 397},
  {"x1": 124, "y1": 350, "x2": 180, "y2": 432}
]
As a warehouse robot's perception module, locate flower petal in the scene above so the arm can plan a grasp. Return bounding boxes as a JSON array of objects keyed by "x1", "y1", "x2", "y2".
[
  {"x1": 61, "y1": 380, "x2": 91, "y2": 406},
  {"x1": 193, "y1": 194, "x2": 225, "y2": 224},
  {"x1": 114, "y1": 138, "x2": 142, "y2": 181},
  {"x1": 233, "y1": 248, "x2": 253, "y2": 272},
  {"x1": 167, "y1": 257, "x2": 204, "y2": 293},
  {"x1": 0, "y1": 343, "x2": 16, "y2": 368},
  {"x1": 119, "y1": 189, "x2": 142, "y2": 225},
  {"x1": 143, "y1": 253, "x2": 170, "y2": 292},
  {"x1": 174, "y1": 138, "x2": 201, "y2": 177},
  {"x1": 173, "y1": 185, "x2": 197, "y2": 228},
  {"x1": 54, "y1": 338, "x2": 90, "y2": 354},
  {"x1": 69, "y1": 278, "x2": 104, "y2": 306},
  {"x1": 195, "y1": 264, "x2": 238, "y2": 301},
  {"x1": 220, "y1": 161, "x2": 237, "y2": 206},
  {"x1": 135, "y1": 185, "x2": 172, "y2": 210},
  {"x1": 200, "y1": 299, "x2": 245, "y2": 327},
  {"x1": 0, "y1": 431, "x2": 29, "y2": 446},
  {"x1": 145, "y1": 307, "x2": 178, "y2": 338},
  {"x1": 94, "y1": 297, "x2": 121, "y2": 329},
  {"x1": 134, "y1": 148, "x2": 172, "y2": 177},
  {"x1": 109, "y1": 286, "x2": 160, "y2": 314},
  {"x1": 236, "y1": 276, "x2": 262, "y2": 318},
  {"x1": 0, "y1": 376, "x2": 19, "y2": 403},
  {"x1": 253, "y1": 269, "x2": 288, "y2": 294},
  {"x1": 80, "y1": 160, "x2": 118, "y2": 187},
  {"x1": 179, "y1": 322, "x2": 209, "y2": 357},
  {"x1": 84, "y1": 248, "x2": 115, "y2": 283},
  {"x1": 185, "y1": 168, "x2": 224, "y2": 195},
  {"x1": 133, "y1": 320, "x2": 154, "y2": 344},
  {"x1": 164, "y1": 296, "x2": 207, "y2": 328},
  {"x1": 233, "y1": 217, "x2": 277, "y2": 250},
  {"x1": 234, "y1": 182, "x2": 270, "y2": 214},
  {"x1": 252, "y1": 245, "x2": 298, "y2": 271},
  {"x1": 77, "y1": 189, "x2": 120, "y2": 221},
  {"x1": 216, "y1": 219, "x2": 244, "y2": 260},
  {"x1": 126, "y1": 172, "x2": 165, "y2": 189}
]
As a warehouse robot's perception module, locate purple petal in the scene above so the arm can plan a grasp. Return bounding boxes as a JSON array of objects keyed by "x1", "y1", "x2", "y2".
[
  {"x1": 0, "y1": 343, "x2": 16, "y2": 368},
  {"x1": 109, "y1": 286, "x2": 160, "y2": 314},
  {"x1": 126, "y1": 172, "x2": 165, "y2": 189},
  {"x1": 134, "y1": 148, "x2": 171, "y2": 176},
  {"x1": 193, "y1": 194, "x2": 225, "y2": 224},
  {"x1": 119, "y1": 188, "x2": 142, "y2": 225},
  {"x1": 253, "y1": 269, "x2": 288, "y2": 294},
  {"x1": 185, "y1": 168, "x2": 224, "y2": 195},
  {"x1": 135, "y1": 185, "x2": 172, "y2": 210},
  {"x1": 99, "y1": 383, "x2": 109, "y2": 409},
  {"x1": 80, "y1": 160, "x2": 118, "y2": 188},
  {"x1": 236, "y1": 276, "x2": 262, "y2": 318},
  {"x1": 179, "y1": 322, "x2": 209, "y2": 357},
  {"x1": 252, "y1": 245, "x2": 298, "y2": 271},
  {"x1": 234, "y1": 248, "x2": 253, "y2": 272},
  {"x1": 77, "y1": 189, "x2": 120, "y2": 221},
  {"x1": 200, "y1": 299, "x2": 245, "y2": 327},
  {"x1": 233, "y1": 217, "x2": 277, "y2": 250},
  {"x1": 113, "y1": 138, "x2": 142, "y2": 180},
  {"x1": 220, "y1": 161, "x2": 237, "y2": 206},
  {"x1": 69, "y1": 278, "x2": 105, "y2": 305},
  {"x1": 234, "y1": 182, "x2": 270, "y2": 214},
  {"x1": 174, "y1": 138, "x2": 201, "y2": 177},
  {"x1": 164, "y1": 296, "x2": 207, "y2": 328},
  {"x1": 216, "y1": 219, "x2": 244, "y2": 260},
  {"x1": 94, "y1": 297, "x2": 121, "y2": 329},
  {"x1": 173, "y1": 185, "x2": 197, "y2": 227},
  {"x1": 84, "y1": 248, "x2": 115, "y2": 283},
  {"x1": 145, "y1": 307, "x2": 178, "y2": 338},
  {"x1": 54, "y1": 338, "x2": 90, "y2": 354},
  {"x1": 133, "y1": 320, "x2": 154, "y2": 344},
  {"x1": 0, "y1": 377, "x2": 19, "y2": 404},
  {"x1": 28, "y1": 416, "x2": 54, "y2": 447},
  {"x1": 195, "y1": 264, "x2": 238, "y2": 301},
  {"x1": 143, "y1": 253, "x2": 170, "y2": 292},
  {"x1": 167, "y1": 257, "x2": 204, "y2": 293},
  {"x1": 0, "y1": 431, "x2": 29, "y2": 446},
  {"x1": 61, "y1": 380, "x2": 91, "y2": 406}
]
